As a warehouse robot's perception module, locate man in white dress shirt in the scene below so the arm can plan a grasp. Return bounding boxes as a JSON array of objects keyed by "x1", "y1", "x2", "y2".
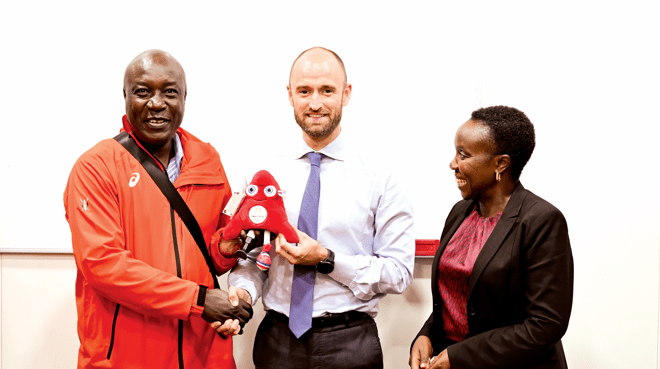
[{"x1": 225, "y1": 47, "x2": 415, "y2": 369}]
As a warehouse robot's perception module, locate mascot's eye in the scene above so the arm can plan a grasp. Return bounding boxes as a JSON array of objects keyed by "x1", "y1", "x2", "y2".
[
  {"x1": 264, "y1": 186, "x2": 277, "y2": 197},
  {"x1": 246, "y1": 185, "x2": 258, "y2": 197}
]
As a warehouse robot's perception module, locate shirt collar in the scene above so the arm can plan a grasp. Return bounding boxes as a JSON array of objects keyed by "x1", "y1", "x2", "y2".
[
  {"x1": 172, "y1": 132, "x2": 184, "y2": 167},
  {"x1": 293, "y1": 132, "x2": 346, "y2": 161}
]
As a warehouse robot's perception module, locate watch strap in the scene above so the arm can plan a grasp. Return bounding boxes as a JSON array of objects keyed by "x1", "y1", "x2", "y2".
[{"x1": 317, "y1": 248, "x2": 335, "y2": 274}]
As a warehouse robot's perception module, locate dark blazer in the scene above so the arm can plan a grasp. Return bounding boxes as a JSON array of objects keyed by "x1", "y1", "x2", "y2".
[{"x1": 415, "y1": 182, "x2": 573, "y2": 369}]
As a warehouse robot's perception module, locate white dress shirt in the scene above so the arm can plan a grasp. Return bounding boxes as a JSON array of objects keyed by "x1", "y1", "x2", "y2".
[{"x1": 228, "y1": 132, "x2": 415, "y2": 317}]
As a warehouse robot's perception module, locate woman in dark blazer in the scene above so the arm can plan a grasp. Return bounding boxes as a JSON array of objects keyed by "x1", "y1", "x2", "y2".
[{"x1": 410, "y1": 106, "x2": 573, "y2": 369}]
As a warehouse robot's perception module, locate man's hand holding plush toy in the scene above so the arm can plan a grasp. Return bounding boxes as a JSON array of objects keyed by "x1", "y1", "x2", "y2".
[
  {"x1": 218, "y1": 234, "x2": 243, "y2": 257},
  {"x1": 275, "y1": 228, "x2": 328, "y2": 266}
]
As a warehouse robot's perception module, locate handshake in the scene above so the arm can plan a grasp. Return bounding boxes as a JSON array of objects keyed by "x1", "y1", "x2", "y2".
[{"x1": 201, "y1": 288, "x2": 253, "y2": 337}]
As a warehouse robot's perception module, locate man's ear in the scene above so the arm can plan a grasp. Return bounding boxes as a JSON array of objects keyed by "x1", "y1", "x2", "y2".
[
  {"x1": 123, "y1": 88, "x2": 126, "y2": 99},
  {"x1": 287, "y1": 84, "x2": 294, "y2": 107},
  {"x1": 342, "y1": 83, "x2": 352, "y2": 106}
]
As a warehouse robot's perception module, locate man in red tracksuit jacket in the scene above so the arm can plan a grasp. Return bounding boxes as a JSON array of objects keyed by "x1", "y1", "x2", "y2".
[{"x1": 64, "y1": 49, "x2": 251, "y2": 369}]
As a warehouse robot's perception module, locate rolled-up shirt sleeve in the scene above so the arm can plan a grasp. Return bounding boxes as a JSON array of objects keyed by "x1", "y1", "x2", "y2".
[{"x1": 330, "y1": 172, "x2": 415, "y2": 300}]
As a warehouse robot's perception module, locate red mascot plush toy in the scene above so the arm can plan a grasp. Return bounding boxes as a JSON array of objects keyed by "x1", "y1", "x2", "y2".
[{"x1": 223, "y1": 170, "x2": 299, "y2": 270}]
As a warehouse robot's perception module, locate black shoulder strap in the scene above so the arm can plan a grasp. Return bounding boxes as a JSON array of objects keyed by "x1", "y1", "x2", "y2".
[{"x1": 114, "y1": 131, "x2": 220, "y2": 289}]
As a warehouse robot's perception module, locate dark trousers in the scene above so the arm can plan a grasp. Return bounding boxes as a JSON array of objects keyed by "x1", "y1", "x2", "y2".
[{"x1": 253, "y1": 311, "x2": 384, "y2": 369}]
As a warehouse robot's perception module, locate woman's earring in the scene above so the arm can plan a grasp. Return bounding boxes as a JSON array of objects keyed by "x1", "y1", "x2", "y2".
[{"x1": 495, "y1": 171, "x2": 501, "y2": 182}]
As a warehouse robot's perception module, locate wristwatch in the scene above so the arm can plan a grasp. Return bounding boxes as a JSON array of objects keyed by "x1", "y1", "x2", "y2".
[{"x1": 316, "y1": 248, "x2": 335, "y2": 274}]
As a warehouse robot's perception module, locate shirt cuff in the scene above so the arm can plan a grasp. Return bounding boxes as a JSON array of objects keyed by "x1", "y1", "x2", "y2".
[
  {"x1": 329, "y1": 252, "x2": 358, "y2": 287},
  {"x1": 189, "y1": 285, "x2": 206, "y2": 318},
  {"x1": 234, "y1": 283, "x2": 257, "y2": 307}
]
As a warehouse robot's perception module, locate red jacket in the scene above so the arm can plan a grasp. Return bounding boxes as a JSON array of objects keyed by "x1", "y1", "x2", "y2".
[{"x1": 64, "y1": 121, "x2": 237, "y2": 368}]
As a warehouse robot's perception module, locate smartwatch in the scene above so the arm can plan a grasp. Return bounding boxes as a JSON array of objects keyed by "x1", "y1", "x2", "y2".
[{"x1": 316, "y1": 248, "x2": 335, "y2": 274}]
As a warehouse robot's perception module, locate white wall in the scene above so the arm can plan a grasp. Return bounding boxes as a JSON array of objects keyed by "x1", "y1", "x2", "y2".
[
  {"x1": 0, "y1": 255, "x2": 79, "y2": 368},
  {"x1": 1, "y1": 1, "x2": 659, "y2": 368}
]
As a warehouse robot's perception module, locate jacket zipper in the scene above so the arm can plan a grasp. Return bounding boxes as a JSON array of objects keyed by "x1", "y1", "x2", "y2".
[
  {"x1": 171, "y1": 207, "x2": 183, "y2": 277},
  {"x1": 106, "y1": 303, "x2": 121, "y2": 360},
  {"x1": 170, "y1": 207, "x2": 184, "y2": 369}
]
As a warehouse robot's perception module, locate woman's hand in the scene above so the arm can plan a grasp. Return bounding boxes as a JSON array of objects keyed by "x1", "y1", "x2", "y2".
[
  {"x1": 410, "y1": 337, "x2": 451, "y2": 369},
  {"x1": 409, "y1": 335, "x2": 433, "y2": 369},
  {"x1": 429, "y1": 349, "x2": 451, "y2": 369}
]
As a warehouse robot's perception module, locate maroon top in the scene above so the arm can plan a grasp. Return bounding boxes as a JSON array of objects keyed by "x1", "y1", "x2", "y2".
[{"x1": 438, "y1": 206, "x2": 502, "y2": 341}]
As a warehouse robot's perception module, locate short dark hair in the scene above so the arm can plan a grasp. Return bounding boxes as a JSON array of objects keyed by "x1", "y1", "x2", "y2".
[{"x1": 471, "y1": 105, "x2": 535, "y2": 180}]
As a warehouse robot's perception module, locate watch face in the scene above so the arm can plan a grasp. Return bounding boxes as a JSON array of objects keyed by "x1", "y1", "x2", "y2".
[
  {"x1": 317, "y1": 262, "x2": 334, "y2": 274},
  {"x1": 317, "y1": 249, "x2": 334, "y2": 274}
]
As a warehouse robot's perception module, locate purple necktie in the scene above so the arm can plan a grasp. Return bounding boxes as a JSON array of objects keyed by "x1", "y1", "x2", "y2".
[{"x1": 289, "y1": 152, "x2": 322, "y2": 338}]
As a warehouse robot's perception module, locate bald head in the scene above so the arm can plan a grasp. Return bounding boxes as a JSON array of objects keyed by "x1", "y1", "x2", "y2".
[
  {"x1": 124, "y1": 49, "x2": 187, "y2": 94},
  {"x1": 289, "y1": 47, "x2": 347, "y2": 86},
  {"x1": 122, "y1": 49, "x2": 187, "y2": 160}
]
